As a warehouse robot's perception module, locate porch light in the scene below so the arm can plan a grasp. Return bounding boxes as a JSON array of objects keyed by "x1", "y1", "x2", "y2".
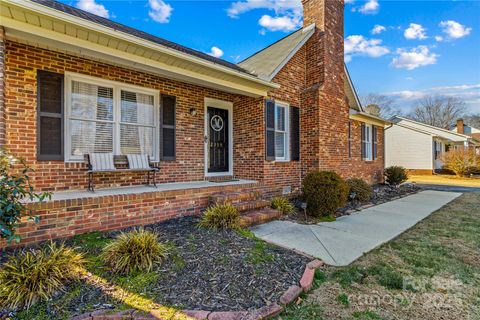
[{"x1": 189, "y1": 108, "x2": 198, "y2": 116}]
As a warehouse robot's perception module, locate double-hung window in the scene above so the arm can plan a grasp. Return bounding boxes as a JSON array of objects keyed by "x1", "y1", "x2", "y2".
[
  {"x1": 274, "y1": 102, "x2": 289, "y2": 161},
  {"x1": 362, "y1": 123, "x2": 373, "y2": 161},
  {"x1": 65, "y1": 74, "x2": 158, "y2": 162}
]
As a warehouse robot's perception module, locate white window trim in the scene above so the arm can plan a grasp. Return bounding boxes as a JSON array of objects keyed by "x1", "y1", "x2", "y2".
[
  {"x1": 64, "y1": 72, "x2": 160, "y2": 162},
  {"x1": 363, "y1": 123, "x2": 373, "y2": 161},
  {"x1": 274, "y1": 101, "x2": 290, "y2": 162}
]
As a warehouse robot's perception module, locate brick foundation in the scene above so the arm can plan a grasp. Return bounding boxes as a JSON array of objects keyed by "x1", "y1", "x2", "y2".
[{"x1": 1, "y1": 182, "x2": 259, "y2": 248}]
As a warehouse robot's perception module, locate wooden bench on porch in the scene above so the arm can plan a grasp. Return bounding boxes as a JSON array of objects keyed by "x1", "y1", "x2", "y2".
[{"x1": 85, "y1": 153, "x2": 159, "y2": 192}]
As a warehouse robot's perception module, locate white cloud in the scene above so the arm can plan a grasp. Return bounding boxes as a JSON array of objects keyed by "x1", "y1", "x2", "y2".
[
  {"x1": 227, "y1": 0, "x2": 302, "y2": 18},
  {"x1": 404, "y1": 23, "x2": 427, "y2": 40},
  {"x1": 148, "y1": 0, "x2": 173, "y2": 23},
  {"x1": 258, "y1": 14, "x2": 300, "y2": 32},
  {"x1": 359, "y1": 0, "x2": 379, "y2": 14},
  {"x1": 440, "y1": 20, "x2": 472, "y2": 39},
  {"x1": 435, "y1": 35, "x2": 444, "y2": 42},
  {"x1": 345, "y1": 0, "x2": 355, "y2": 3},
  {"x1": 371, "y1": 24, "x2": 386, "y2": 35},
  {"x1": 227, "y1": 0, "x2": 302, "y2": 32},
  {"x1": 76, "y1": 0, "x2": 109, "y2": 18},
  {"x1": 207, "y1": 46, "x2": 224, "y2": 58},
  {"x1": 392, "y1": 46, "x2": 438, "y2": 70},
  {"x1": 344, "y1": 35, "x2": 389, "y2": 62},
  {"x1": 384, "y1": 84, "x2": 480, "y2": 113}
]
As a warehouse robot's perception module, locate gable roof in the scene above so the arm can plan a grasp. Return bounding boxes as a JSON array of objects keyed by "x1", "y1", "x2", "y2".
[
  {"x1": 238, "y1": 24, "x2": 363, "y2": 111},
  {"x1": 238, "y1": 24, "x2": 315, "y2": 81},
  {"x1": 31, "y1": 0, "x2": 249, "y2": 74},
  {"x1": 391, "y1": 116, "x2": 472, "y2": 142}
]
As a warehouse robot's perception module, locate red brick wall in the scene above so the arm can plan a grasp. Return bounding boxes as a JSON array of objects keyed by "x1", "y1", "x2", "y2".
[
  {"x1": 0, "y1": 27, "x2": 5, "y2": 146},
  {"x1": 3, "y1": 41, "x2": 261, "y2": 191},
  {"x1": 347, "y1": 120, "x2": 385, "y2": 184}
]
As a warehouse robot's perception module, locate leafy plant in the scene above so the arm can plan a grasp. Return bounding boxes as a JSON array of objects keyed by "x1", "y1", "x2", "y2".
[
  {"x1": 270, "y1": 197, "x2": 295, "y2": 215},
  {"x1": 441, "y1": 149, "x2": 480, "y2": 176},
  {"x1": 102, "y1": 229, "x2": 167, "y2": 274},
  {"x1": 347, "y1": 178, "x2": 373, "y2": 202},
  {"x1": 301, "y1": 171, "x2": 349, "y2": 217},
  {"x1": 384, "y1": 166, "x2": 408, "y2": 185},
  {"x1": 0, "y1": 149, "x2": 51, "y2": 243},
  {"x1": 0, "y1": 243, "x2": 84, "y2": 310},
  {"x1": 199, "y1": 203, "x2": 241, "y2": 230}
]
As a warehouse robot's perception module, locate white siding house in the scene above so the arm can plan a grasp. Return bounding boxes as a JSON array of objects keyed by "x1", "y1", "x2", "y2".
[{"x1": 385, "y1": 117, "x2": 472, "y2": 173}]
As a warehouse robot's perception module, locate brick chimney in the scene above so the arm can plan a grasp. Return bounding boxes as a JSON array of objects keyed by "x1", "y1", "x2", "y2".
[
  {"x1": 300, "y1": 0, "x2": 349, "y2": 175},
  {"x1": 457, "y1": 119, "x2": 465, "y2": 134}
]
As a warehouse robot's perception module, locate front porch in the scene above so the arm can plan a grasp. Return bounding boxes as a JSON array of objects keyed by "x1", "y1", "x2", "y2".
[{"x1": 11, "y1": 179, "x2": 260, "y2": 247}]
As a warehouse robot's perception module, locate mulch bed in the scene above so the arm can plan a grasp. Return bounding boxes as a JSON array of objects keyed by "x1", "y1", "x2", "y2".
[
  {"x1": 284, "y1": 183, "x2": 421, "y2": 224},
  {"x1": 2, "y1": 217, "x2": 309, "y2": 319}
]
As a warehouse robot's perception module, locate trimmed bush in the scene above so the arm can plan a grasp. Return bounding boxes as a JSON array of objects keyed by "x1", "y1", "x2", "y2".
[
  {"x1": 384, "y1": 166, "x2": 408, "y2": 185},
  {"x1": 102, "y1": 229, "x2": 167, "y2": 274},
  {"x1": 347, "y1": 178, "x2": 373, "y2": 202},
  {"x1": 199, "y1": 203, "x2": 241, "y2": 230},
  {"x1": 0, "y1": 243, "x2": 84, "y2": 310},
  {"x1": 301, "y1": 171, "x2": 349, "y2": 217},
  {"x1": 270, "y1": 197, "x2": 295, "y2": 215}
]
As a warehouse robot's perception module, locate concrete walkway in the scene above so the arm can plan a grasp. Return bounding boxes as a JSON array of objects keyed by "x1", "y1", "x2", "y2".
[{"x1": 251, "y1": 190, "x2": 462, "y2": 266}]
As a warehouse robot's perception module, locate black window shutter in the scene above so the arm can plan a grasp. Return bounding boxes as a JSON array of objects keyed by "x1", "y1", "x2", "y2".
[
  {"x1": 265, "y1": 99, "x2": 275, "y2": 161},
  {"x1": 37, "y1": 70, "x2": 64, "y2": 161},
  {"x1": 161, "y1": 95, "x2": 176, "y2": 160},
  {"x1": 290, "y1": 106, "x2": 300, "y2": 161},
  {"x1": 361, "y1": 123, "x2": 366, "y2": 160},
  {"x1": 373, "y1": 126, "x2": 378, "y2": 160}
]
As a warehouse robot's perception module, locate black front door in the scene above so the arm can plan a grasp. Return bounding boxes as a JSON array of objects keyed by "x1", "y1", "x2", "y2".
[{"x1": 207, "y1": 107, "x2": 229, "y2": 173}]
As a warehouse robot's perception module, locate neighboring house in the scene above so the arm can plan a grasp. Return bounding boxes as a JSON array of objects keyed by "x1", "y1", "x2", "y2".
[
  {"x1": 385, "y1": 116, "x2": 474, "y2": 174},
  {"x1": 452, "y1": 119, "x2": 480, "y2": 153},
  {"x1": 0, "y1": 0, "x2": 388, "y2": 246}
]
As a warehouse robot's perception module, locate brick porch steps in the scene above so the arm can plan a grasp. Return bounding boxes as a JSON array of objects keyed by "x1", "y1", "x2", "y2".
[
  {"x1": 232, "y1": 199, "x2": 270, "y2": 212},
  {"x1": 210, "y1": 189, "x2": 282, "y2": 227},
  {"x1": 209, "y1": 190, "x2": 261, "y2": 205},
  {"x1": 240, "y1": 208, "x2": 283, "y2": 227}
]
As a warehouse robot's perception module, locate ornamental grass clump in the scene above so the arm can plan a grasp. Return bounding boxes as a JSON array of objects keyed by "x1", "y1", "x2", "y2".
[
  {"x1": 0, "y1": 243, "x2": 84, "y2": 310},
  {"x1": 102, "y1": 229, "x2": 167, "y2": 275},
  {"x1": 271, "y1": 197, "x2": 295, "y2": 215},
  {"x1": 347, "y1": 178, "x2": 373, "y2": 202},
  {"x1": 301, "y1": 171, "x2": 349, "y2": 217},
  {"x1": 199, "y1": 203, "x2": 241, "y2": 230}
]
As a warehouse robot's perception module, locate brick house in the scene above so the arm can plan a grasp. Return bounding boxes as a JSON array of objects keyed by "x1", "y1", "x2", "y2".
[{"x1": 0, "y1": 0, "x2": 388, "y2": 246}]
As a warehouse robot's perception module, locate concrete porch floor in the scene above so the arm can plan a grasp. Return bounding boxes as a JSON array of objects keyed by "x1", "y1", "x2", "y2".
[
  {"x1": 251, "y1": 190, "x2": 462, "y2": 266},
  {"x1": 47, "y1": 179, "x2": 257, "y2": 202}
]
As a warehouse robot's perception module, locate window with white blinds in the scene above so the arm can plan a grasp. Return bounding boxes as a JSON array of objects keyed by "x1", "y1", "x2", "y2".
[
  {"x1": 274, "y1": 102, "x2": 289, "y2": 161},
  {"x1": 65, "y1": 74, "x2": 158, "y2": 161}
]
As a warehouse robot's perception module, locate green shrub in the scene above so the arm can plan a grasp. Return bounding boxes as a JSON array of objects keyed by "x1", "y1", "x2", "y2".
[
  {"x1": 0, "y1": 149, "x2": 51, "y2": 243},
  {"x1": 384, "y1": 166, "x2": 408, "y2": 185},
  {"x1": 0, "y1": 243, "x2": 84, "y2": 310},
  {"x1": 102, "y1": 229, "x2": 167, "y2": 274},
  {"x1": 271, "y1": 197, "x2": 295, "y2": 215},
  {"x1": 347, "y1": 178, "x2": 373, "y2": 202},
  {"x1": 199, "y1": 203, "x2": 241, "y2": 230},
  {"x1": 301, "y1": 171, "x2": 349, "y2": 217}
]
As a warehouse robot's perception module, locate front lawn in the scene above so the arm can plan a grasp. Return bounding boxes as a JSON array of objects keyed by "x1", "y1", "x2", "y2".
[
  {"x1": 409, "y1": 174, "x2": 480, "y2": 187},
  {"x1": 2, "y1": 217, "x2": 309, "y2": 319},
  {"x1": 277, "y1": 192, "x2": 480, "y2": 319}
]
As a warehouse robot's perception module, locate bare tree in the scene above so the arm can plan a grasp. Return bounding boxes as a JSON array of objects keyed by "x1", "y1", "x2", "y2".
[
  {"x1": 464, "y1": 114, "x2": 480, "y2": 128},
  {"x1": 361, "y1": 94, "x2": 400, "y2": 119},
  {"x1": 408, "y1": 95, "x2": 466, "y2": 129}
]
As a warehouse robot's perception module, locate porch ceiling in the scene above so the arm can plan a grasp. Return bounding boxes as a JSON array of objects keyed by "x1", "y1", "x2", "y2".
[{"x1": 0, "y1": 0, "x2": 279, "y2": 97}]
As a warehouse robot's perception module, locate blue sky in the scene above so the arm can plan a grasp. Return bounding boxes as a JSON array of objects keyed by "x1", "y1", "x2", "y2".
[{"x1": 62, "y1": 0, "x2": 480, "y2": 114}]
